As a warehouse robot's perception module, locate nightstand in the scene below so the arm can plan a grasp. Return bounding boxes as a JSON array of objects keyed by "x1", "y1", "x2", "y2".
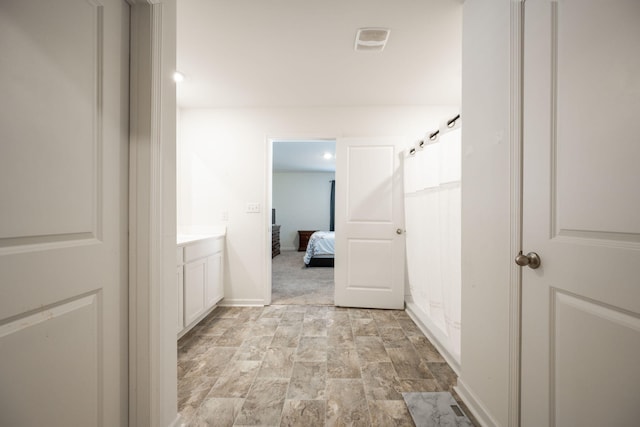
[{"x1": 297, "y1": 230, "x2": 316, "y2": 251}]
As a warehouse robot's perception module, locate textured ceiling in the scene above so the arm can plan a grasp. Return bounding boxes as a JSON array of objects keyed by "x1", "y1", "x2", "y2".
[{"x1": 177, "y1": 0, "x2": 462, "y2": 108}]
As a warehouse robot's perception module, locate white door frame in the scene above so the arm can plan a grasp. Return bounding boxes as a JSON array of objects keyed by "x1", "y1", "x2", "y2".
[
  {"x1": 264, "y1": 136, "x2": 337, "y2": 306},
  {"x1": 128, "y1": 1, "x2": 179, "y2": 426},
  {"x1": 128, "y1": 1, "x2": 527, "y2": 426},
  {"x1": 508, "y1": 1, "x2": 525, "y2": 426},
  {"x1": 456, "y1": 2, "x2": 525, "y2": 426}
]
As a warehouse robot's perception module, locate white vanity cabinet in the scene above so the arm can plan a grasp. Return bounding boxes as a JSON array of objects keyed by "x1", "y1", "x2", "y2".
[
  {"x1": 176, "y1": 247, "x2": 184, "y2": 334},
  {"x1": 177, "y1": 233, "x2": 225, "y2": 337},
  {"x1": 205, "y1": 251, "x2": 223, "y2": 307},
  {"x1": 184, "y1": 258, "x2": 207, "y2": 326}
]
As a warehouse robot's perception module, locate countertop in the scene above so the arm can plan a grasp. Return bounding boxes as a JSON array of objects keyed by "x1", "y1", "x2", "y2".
[{"x1": 177, "y1": 227, "x2": 226, "y2": 246}]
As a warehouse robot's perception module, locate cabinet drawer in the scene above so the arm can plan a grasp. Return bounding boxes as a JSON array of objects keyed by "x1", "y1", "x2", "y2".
[
  {"x1": 176, "y1": 247, "x2": 184, "y2": 265},
  {"x1": 184, "y1": 238, "x2": 223, "y2": 262}
]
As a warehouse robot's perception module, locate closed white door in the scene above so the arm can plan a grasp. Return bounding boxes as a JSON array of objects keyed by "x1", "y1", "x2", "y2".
[
  {"x1": 521, "y1": 1, "x2": 640, "y2": 426},
  {"x1": 0, "y1": 1, "x2": 129, "y2": 426},
  {"x1": 335, "y1": 137, "x2": 405, "y2": 309}
]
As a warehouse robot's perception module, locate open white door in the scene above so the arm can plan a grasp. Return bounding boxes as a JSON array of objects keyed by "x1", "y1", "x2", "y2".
[
  {"x1": 334, "y1": 137, "x2": 405, "y2": 309},
  {"x1": 0, "y1": 1, "x2": 129, "y2": 425},
  {"x1": 521, "y1": 1, "x2": 640, "y2": 426}
]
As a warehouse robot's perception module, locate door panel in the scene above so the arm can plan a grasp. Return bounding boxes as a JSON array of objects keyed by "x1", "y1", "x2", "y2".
[
  {"x1": 521, "y1": 1, "x2": 640, "y2": 426},
  {"x1": 206, "y1": 252, "x2": 223, "y2": 306},
  {"x1": 553, "y1": 291, "x2": 640, "y2": 427},
  {"x1": 346, "y1": 239, "x2": 394, "y2": 289},
  {"x1": 346, "y1": 146, "x2": 394, "y2": 222},
  {"x1": 0, "y1": 295, "x2": 99, "y2": 426},
  {"x1": 335, "y1": 138, "x2": 404, "y2": 309},
  {"x1": 0, "y1": 0, "x2": 97, "y2": 242},
  {"x1": 0, "y1": 0, "x2": 129, "y2": 425},
  {"x1": 185, "y1": 259, "x2": 206, "y2": 325}
]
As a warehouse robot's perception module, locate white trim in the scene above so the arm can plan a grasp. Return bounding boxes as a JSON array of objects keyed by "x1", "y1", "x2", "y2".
[
  {"x1": 176, "y1": 305, "x2": 219, "y2": 339},
  {"x1": 455, "y1": 378, "x2": 503, "y2": 427},
  {"x1": 264, "y1": 138, "x2": 273, "y2": 306},
  {"x1": 129, "y1": 1, "x2": 177, "y2": 426},
  {"x1": 405, "y1": 299, "x2": 461, "y2": 375},
  {"x1": 220, "y1": 299, "x2": 266, "y2": 307},
  {"x1": 508, "y1": 1, "x2": 525, "y2": 426},
  {"x1": 264, "y1": 135, "x2": 338, "y2": 307}
]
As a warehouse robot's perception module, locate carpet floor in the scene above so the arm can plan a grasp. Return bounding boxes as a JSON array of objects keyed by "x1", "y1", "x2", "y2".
[{"x1": 272, "y1": 250, "x2": 334, "y2": 305}]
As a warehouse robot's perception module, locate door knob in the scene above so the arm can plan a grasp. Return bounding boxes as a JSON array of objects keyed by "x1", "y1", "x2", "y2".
[
  {"x1": 515, "y1": 251, "x2": 541, "y2": 269},
  {"x1": 396, "y1": 228, "x2": 404, "y2": 235}
]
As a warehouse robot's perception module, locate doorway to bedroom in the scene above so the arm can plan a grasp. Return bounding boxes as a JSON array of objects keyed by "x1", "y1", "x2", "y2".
[{"x1": 269, "y1": 139, "x2": 336, "y2": 305}]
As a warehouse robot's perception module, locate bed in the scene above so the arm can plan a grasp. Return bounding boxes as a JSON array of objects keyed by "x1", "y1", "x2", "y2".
[{"x1": 303, "y1": 231, "x2": 335, "y2": 267}]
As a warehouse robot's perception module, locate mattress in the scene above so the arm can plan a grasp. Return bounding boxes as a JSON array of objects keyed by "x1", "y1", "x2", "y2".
[{"x1": 303, "y1": 231, "x2": 335, "y2": 265}]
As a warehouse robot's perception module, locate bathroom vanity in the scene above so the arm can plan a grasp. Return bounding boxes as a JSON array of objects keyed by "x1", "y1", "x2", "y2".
[{"x1": 176, "y1": 230, "x2": 225, "y2": 338}]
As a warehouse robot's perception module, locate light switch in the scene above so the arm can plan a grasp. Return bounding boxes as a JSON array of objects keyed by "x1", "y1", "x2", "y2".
[{"x1": 246, "y1": 203, "x2": 261, "y2": 213}]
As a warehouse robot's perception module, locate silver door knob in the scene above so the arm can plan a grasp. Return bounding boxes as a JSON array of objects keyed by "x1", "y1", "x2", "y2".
[
  {"x1": 515, "y1": 251, "x2": 541, "y2": 269},
  {"x1": 396, "y1": 228, "x2": 403, "y2": 235}
]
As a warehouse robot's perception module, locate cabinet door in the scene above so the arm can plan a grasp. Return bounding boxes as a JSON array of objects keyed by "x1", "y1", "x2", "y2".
[
  {"x1": 176, "y1": 267, "x2": 184, "y2": 334},
  {"x1": 184, "y1": 259, "x2": 206, "y2": 326},
  {"x1": 205, "y1": 253, "x2": 223, "y2": 307}
]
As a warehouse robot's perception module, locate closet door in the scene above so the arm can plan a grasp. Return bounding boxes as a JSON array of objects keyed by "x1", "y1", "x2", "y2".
[
  {"x1": 0, "y1": 0, "x2": 130, "y2": 425},
  {"x1": 521, "y1": 1, "x2": 640, "y2": 425},
  {"x1": 334, "y1": 137, "x2": 405, "y2": 309}
]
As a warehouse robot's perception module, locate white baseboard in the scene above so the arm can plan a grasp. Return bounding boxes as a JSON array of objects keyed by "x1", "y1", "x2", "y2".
[
  {"x1": 455, "y1": 378, "x2": 502, "y2": 427},
  {"x1": 280, "y1": 246, "x2": 296, "y2": 251},
  {"x1": 177, "y1": 304, "x2": 218, "y2": 339},
  {"x1": 219, "y1": 298, "x2": 265, "y2": 307},
  {"x1": 404, "y1": 299, "x2": 461, "y2": 374}
]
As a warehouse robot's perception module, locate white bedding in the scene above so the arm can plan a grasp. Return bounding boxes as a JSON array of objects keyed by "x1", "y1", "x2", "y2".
[{"x1": 303, "y1": 231, "x2": 335, "y2": 264}]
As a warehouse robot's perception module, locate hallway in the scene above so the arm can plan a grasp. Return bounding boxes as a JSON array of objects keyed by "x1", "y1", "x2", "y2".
[{"x1": 178, "y1": 305, "x2": 478, "y2": 426}]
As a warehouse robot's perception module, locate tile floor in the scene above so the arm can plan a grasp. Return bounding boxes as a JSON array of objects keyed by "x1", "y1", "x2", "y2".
[{"x1": 178, "y1": 305, "x2": 478, "y2": 426}]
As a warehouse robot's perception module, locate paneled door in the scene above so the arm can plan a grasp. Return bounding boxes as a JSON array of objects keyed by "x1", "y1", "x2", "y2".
[
  {"x1": 335, "y1": 137, "x2": 405, "y2": 309},
  {"x1": 521, "y1": 1, "x2": 640, "y2": 426},
  {"x1": 0, "y1": 1, "x2": 129, "y2": 426}
]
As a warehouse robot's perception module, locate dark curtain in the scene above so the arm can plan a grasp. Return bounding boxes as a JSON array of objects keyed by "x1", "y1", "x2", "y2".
[{"x1": 330, "y1": 180, "x2": 336, "y2": 231}]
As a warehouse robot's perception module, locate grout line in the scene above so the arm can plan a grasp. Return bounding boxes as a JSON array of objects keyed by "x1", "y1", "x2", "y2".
[{"x1": 180, "y1": 304, "x2": 466, "y2": 426}]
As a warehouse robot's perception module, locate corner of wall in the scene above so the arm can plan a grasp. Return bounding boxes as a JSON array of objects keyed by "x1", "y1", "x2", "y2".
[
  {"x1": 455, "y1": 379, "x2": 503, "y2": 427},
  {"x1": 458, "y1": 0, "x2": 513, "y2": 426}
]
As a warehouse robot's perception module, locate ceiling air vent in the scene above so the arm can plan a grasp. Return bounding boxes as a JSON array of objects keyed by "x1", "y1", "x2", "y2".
[{"x1": 354, "y1": 28, "x2": 390, "y2": 52}]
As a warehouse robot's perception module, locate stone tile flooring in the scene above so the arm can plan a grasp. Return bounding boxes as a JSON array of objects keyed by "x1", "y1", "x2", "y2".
[{"x1": 178, "y1": 305, "x2": 479, "y2": 426}]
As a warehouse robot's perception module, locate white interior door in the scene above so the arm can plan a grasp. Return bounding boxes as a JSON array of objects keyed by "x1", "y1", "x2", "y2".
[
  {"x1": 335, "y1": 137, "x2": 405, "y2": 309},
  {"x1": 521, "y1": 1, "x2": 640, "y2": 426},
  {"x1": 0, "y1": 1, "x2": 129, "y2": 426}
]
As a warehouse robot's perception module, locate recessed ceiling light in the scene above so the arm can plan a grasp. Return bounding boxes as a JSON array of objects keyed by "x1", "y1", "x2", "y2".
[
  {"x1": 323, "y1": 152, "x2": 333, "y2": 160},
  {"x1": 173, "y1": 71, "x2": 185, "y2": 83}
]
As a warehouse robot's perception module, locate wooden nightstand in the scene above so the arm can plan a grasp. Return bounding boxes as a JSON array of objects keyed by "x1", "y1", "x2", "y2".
[{"x1": 297, "y1": 230, "x2": 317, "y2": 251}]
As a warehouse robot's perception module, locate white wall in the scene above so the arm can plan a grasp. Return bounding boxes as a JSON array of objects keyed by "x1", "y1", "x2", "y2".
[
  {"x1": 177, "y1": 105, "x2": 458, "y2": 305},
  {"x1": 176, "y1": 6, "x2": 512, "y2": 425},
  {"x1": 272, "y1": 172, "x2": 335, "y2": 251},
  {"x1": 173, "y1": 4, "x2": 516, "y2": 427},
  {"x1": 458, "y1": 1, "x2": 512, "y2": 426}
]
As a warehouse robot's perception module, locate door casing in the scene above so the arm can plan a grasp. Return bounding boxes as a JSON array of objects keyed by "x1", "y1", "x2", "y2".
[
  {"x1": 128, "y1": 1, "x2": 179, "y2": 426},
  {"x1": 264, "y1": 136, "x2": 338, "y2": 306}
]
